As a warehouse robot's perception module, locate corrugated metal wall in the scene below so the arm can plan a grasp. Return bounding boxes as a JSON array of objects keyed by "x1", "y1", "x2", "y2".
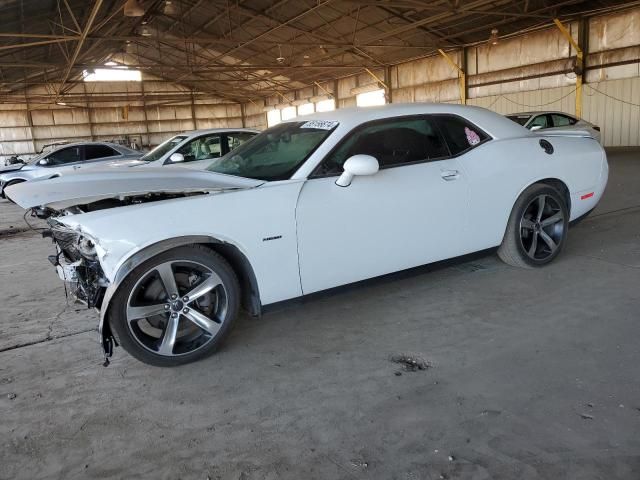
[
  {"x1": 252, "y1": 7, "x2": 640, "y2": 147},
  {"x1": 0, "y1": 77, "x2": 243, "y2": 162}
]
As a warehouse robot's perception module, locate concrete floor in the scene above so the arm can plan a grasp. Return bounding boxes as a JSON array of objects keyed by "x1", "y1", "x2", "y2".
[{"x1": 1, "y1": 149, "x2": 639, "y2": 480}]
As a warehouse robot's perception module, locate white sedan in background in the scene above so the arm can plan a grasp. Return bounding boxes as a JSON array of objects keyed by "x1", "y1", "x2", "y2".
[
  {"x1": 116, "y1": 128, "x2": 260, "y2": 169},
  {"x1": 8, "y1": 104, "x2": 608, "y2": 367},
  {"x1": 506, "y1": 111, "x2": 602, "y2": 143}
]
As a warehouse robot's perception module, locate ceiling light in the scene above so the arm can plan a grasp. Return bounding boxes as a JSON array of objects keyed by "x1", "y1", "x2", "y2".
[
  {"x1": 276, "y1": 45, "x2": 285, "y2": 64},
  {"x1": 163, "y1": 0, "x2": 177, "y2": 15},
  {"x1": 489, "y1": 28, "x2": 499, "y2": 46},
  {"x1": 125, "y1": 41, "x2": 136, "y2": 53},
  {"x1": 56, "y1": 101, "x2": 66, "y2": 106},
  {"x1": 139, "y1": 26, "x2": 152, "y2": 37},
  {"x1": 124, "y1": 0, "x2": 145, "y2": 17}
]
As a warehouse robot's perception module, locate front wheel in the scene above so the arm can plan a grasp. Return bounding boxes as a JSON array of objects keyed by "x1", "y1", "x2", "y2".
[
  {"x1": 108, "y1": 245, "x2": 240, "y2": 367},
  {"x1": 498, "y1": 183, "x2": 569, "y2": 268}
]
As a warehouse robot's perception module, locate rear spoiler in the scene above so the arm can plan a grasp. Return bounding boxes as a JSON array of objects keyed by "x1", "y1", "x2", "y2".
[{"x1": 532, "y1": 129, "x2": 594, "y2": 138}]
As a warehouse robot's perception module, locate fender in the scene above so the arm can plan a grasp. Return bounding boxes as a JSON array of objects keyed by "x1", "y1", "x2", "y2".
[
  {"x1": 497, "y1": 177, "x2": 572, "y2": 243},
  {"x1": 97, "y1": 235, "x2": 261, "y2": 361}
]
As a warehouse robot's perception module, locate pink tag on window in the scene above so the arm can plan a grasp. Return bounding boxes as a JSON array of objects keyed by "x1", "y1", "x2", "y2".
[{"x1": 465, "y1": 127, "x2": 481, "y2": 146}]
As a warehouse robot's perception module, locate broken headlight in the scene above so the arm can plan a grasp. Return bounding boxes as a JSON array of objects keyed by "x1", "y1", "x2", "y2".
[
  {"x1": 77, "y1": 235, "x2": 98, "y2": 259},
  {"x1": 47, "y1": 219, "x2": 99, "y2": 262},
  {"x1": 45, "y1": 219, "x2": 106, "y2": 308}
]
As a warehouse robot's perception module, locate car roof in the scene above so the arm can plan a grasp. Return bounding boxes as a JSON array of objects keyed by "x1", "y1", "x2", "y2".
[
  {"x1": 285, "y1": 103, "x2": 528, "y2": 140},
  {"x1": 508, "y1": 111, "x2": 577, "y2": 117},
  {"x1": 47, "y1": 141, "x2": 137, "y2": 154},
  {"x1": 179, "y1": 128, "x2": 261, "y2": 138}
]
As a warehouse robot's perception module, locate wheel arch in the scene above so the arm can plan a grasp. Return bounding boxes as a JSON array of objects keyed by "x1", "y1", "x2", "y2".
[
  {"x1": 500, "y1": 177, "x2": 571, "y2": 244},
  {"x1": 535, "y1": 177, "x2": 571, "y2": 214},
  {"x1": 98, "y1": 235, "x2": 261, "y2": 356},
  {"x1": 2, "y1": 178, "x2": 27, "y2": 200}
]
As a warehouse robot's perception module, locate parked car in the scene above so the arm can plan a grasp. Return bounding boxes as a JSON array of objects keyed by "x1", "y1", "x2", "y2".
[
  {"x1": 8, "y1": 104, "x2": 608, "y2": 367},
  {"x1": 0, "y1": 142, "x2": 142, "y2": 198},
  {"x1": 112, "y1": 128, "x2": 260, "y2": 170},
  {"x1": 506, "y1": 111, "x2": 601, "y2": 143}
]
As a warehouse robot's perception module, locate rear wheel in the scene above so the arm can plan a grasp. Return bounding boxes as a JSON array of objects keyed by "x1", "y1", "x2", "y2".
[
  {"x1": 108, "y1": 245, "x2": 240, "y2": 366},
  {"x1": 498, "y1": 183, "x2": 569, "y2": 268}
]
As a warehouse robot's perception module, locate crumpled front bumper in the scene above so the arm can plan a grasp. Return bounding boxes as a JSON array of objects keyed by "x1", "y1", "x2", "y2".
[{"x1": 44, "y1": 221, "x2": 114, "y2": 364}]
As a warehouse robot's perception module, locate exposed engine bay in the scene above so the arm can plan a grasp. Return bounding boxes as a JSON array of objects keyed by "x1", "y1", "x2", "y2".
[
  {"x1": 44, "y1": 219, "x2": 107, "y2": 309},
  {"x1": 33, "y1": 191, "x2": 205, "y2": 219},
  {"x1": 37, "y1": 192, "x2": 204, "y2": 312}
]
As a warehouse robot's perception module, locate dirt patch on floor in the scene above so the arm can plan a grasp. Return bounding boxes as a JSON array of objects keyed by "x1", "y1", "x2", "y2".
[{"x1": 390, "y1": 354, "x2": 431, "y2": 372}]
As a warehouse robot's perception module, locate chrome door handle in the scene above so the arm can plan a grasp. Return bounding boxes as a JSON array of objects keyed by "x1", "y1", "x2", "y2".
[{"x1": 440, "y1": 170, "x2": 460, "y2": 181}]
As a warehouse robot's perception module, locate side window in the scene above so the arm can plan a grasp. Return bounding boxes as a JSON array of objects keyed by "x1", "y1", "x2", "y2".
[
  {"x1": 528, "y1": 114, "x2": 550, "y2": 129},
  {"x1": 318, "y1": 117, "x2": 449, "y2": 175},
  {"x1": 551, "y1": 114, "x2": 577, "y2": 127},
  {"x1": 84, "y1": 144, "x2": 118, "y2": 160},
  {"x1": 177, "y1": 134, "x2": 222, "y2": 162},
  {"x1": 434, "y1": 115, "x2": 489, "y2": 156},
  {"x1": 226, "y1": 132, "x2": 256, "y2": 152},
  {"x1": 46, "y1": 146, "x2": 82, "y2": 165}
]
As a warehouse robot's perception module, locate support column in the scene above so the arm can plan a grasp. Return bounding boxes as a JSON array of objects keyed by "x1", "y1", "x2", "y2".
[
  {"x1": 190, "y1": 91, "x2": 197, "y2": 130},
  {"x1": 554, "y1": 18, "x2": 584, "y2": 117},
  {"x1": 140, "y1": 78, "x2": 150, "y2": 146},
  {"x1": 385, "y1": 66, "x2": 393, "y2": 103},
  {"x1": 438, "y1": 48, "x2": 466, "y2": 105},
  {"x1": 82, "y1": 82, "x2": 95, "y2": 141},
  {"x1": 24, "y1": 91, "x2": 37, "y2": 155},
  {"x1": 460, "y1": 46, "x2": 468, "y2": 105}
]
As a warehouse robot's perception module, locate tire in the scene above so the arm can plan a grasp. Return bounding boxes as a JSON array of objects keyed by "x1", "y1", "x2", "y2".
[
  {"x1": 498, "y1": 183, "x2": 569, "y2": 268},
  {"x1": 108, "y1": 245, "x2": 240, "y2": 367}
]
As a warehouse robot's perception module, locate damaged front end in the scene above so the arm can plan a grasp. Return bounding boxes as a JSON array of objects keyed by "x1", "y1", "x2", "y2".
[{"x1": 43, "y1": 218, "x2": 114, "y2": 364}]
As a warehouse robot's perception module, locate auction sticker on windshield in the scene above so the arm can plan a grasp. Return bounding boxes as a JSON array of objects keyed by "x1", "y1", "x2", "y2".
[{"x1": 300, "y1": 120, "x2": 338, "y2": 130}]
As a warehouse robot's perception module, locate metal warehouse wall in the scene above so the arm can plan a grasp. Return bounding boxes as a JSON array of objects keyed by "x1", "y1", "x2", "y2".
[
  {"x1": 256, "y1": 7, "x2": 640, "y2": 147},
  {"x1": 0, "y1": 76, "x2": 243, "y2": 163}
]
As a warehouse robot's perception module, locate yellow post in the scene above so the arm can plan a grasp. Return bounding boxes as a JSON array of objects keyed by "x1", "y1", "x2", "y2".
[
  {"x1": 554, "y1": 18, "x2": 583, "y2": 118},
  {"x1": 314, "y1": 81, "x2": 334, "y2": 98},
  {"x1": 363, "y1": 67, "x2": 389, "y2": 91},
  {"x1": 438, "y1": 49, "x2": 466, "y2": 105}
]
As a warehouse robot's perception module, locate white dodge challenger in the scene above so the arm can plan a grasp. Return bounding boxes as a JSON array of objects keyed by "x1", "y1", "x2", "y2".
[{"x1": 7, "y1": 104, "x2": 608, "y2": 366}]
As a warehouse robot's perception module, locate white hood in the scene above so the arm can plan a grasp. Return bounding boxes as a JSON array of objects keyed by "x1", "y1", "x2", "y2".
[{"x1": 6, "y1": 166, "x2": 264, "y2": 210}]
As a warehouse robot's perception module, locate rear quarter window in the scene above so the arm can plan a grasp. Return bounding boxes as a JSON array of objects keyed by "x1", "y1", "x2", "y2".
[{"x1": 435, "y1": 115, "x2": 490, "y2": 156}]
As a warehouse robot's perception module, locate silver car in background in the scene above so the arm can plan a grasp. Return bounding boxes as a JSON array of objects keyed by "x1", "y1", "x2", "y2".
[
  {"x1": 506, "y1": 111, "x2": 602, "y2": 143},
  {"x1": 128, "y1": 128, "x2": 260, "y2": 170},
  {"x1": 0, "y1": 142, "x2": 142, "y2": 198}
]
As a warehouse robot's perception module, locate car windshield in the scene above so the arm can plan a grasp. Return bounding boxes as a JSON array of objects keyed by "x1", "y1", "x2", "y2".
[
  {"x1": 140, "y1": 135, "x2": 187, "y2": 162},
  {"x1": 507, "y1": 115, "x2": 532, "y2": 126},
  {"x1": 206, "y1": 121, "x2": 337, "y2": 181}
]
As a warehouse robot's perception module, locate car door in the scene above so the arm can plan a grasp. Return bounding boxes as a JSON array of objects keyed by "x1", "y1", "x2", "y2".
[
  {"x1": 172, "y1": 133, "x2": 223, "y2": 164},
  {"x1": 82, "y1": 144, "x2": 122, "y2": 168},
  {"x1": 41, "y1": 145, "x2": 84, "y2": 176},
  {"x1": 295, "y1": 115, "x2": 472, "y2": 295},
  {"x1": 527, "y1": 114, "x2": 551, "y2": 130},
  {"x1": 547, "y1": 113, "x2": 578, "y2": 132}
]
